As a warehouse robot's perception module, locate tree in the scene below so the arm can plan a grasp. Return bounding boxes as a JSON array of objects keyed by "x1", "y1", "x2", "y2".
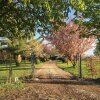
[
  {"x1": 1, "y1": 0, "x2": 97, "y2": 38},
  {"x1": 0, "y1": 0, "x2": 68, "y2": 38},
  {"x1": 1, "y1": 38, "x2": 43, "y2": 82},
  {"x1": 42, "y1": 44, "x2": 59, "y2": 61},
  {"x1": 74, "y1": 0, "x2": 100, "y2": 37},
  {"x1": 47, "y1": 22, "x2": 95, "y2": 67},
  {"x1": 2, "y1": 37, "x2": 43, "y2": 66}
]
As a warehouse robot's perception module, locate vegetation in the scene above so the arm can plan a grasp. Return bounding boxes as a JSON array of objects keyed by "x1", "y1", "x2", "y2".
[
  {"x1": 47, "y1": 22, "x2": 95, "y2": 67},
  {"x1": 0, "y1": 38, "x2": 44, "y2": 83},
  {"x1": 0, "y1": 0, "x2": 99, "y2": 97},
  {"x1": 57, "y1": 60, "x2": 100, "y2": 78},
  {"x1": 0, "y1": 0, "x2": 69, "y2": 37},
  {"x1": 42, "y1": 44, "x2": 59, "y2": 61},
  {"x1": 75, "y1": 0, "x2": 100, "y2": 36},
  {"x1": 0, "y1": 61, "x2": 43, "y2": 83},
  {"x1": 0, "y1": 81, "x2": 24, "y2": 90},
  {"x1": 0, "y1": 0, "x2": 99, "y2": 38}
]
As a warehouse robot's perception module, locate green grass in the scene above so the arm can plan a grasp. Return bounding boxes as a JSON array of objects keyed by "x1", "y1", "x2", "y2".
[
  {"x1": 0, "y1": 81, "x2": 24, "y2": 90},
  {"x1": 57, "y1": 61, "x2": 100, "y2": 79},
  {"x1": 0, "y1": 61, "x2": 43, "y2": 82}
]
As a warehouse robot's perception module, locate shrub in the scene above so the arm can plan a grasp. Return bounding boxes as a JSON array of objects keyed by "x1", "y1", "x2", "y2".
[{"x1": 0, "y1": 81, "x2": 24, "y2": 90}]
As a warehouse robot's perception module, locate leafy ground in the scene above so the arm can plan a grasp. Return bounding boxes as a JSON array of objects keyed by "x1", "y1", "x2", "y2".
[{"x1": 0, "y1": 81, "x2": 100, "y2": 100}]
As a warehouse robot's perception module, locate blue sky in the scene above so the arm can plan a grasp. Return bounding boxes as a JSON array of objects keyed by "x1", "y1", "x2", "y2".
[{"x1": 68, "y1": 8, "x2": 75, "y2": 20}]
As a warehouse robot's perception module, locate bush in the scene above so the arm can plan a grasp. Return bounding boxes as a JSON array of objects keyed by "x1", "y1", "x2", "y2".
[{"x1": 0, "y1": 81, "x2": 24, "y2": 90}]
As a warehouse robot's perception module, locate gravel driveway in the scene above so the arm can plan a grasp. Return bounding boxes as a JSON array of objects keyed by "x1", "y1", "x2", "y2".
[{"x1": 35, "y1": 61, "x2": 72, "y2": 79}]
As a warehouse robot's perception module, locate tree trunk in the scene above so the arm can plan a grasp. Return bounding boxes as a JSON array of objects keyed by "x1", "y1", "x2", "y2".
[
  {"x1": 8, "y1": 53, "x2": 12, "y2": 83},
  {"x1": 71, "y1": 60, "x2": 77, "y2": 68},
  {"x1": 78, "y1": 54, "x2": 82, "y2": 78},
  {"x1": 9, "y1": 66, "x2": 12, "y2": 83},
  {"x1": 31, "y1": 64, "x2": 35, "y2": 78},
  {"x1": 24, "y1": 57, "x2": 26, "y2": 64},
  {"x1": 30, "y1": 53, "x2": 36, "y2": 78}
]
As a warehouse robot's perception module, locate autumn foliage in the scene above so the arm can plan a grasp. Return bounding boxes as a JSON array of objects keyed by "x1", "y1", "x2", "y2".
[{"x1": 47, "y1": 22, "x2": 96, "y2": 67}]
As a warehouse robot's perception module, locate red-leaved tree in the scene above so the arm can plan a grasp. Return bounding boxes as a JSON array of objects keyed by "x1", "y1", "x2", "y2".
[{"x1": 47, "y1": 22, "x2": 96, "y2": 67}]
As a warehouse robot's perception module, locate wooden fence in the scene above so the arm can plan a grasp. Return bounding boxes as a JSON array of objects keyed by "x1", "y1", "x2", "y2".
[{"x1": 86, "y1": 57, "x2": 100, "y2": 78}]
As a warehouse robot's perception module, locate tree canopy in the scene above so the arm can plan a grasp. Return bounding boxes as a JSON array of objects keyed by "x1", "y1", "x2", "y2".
[
  {"x1": 74, "y1": 0, "x2": 100, "y2": 37},
  {"x1": 0, "y1": 0, "x2": 68, "y2": 38},
  {"x1": 0, "y1": 0, "x2": 99, "y2": 39},
  {"x1": 47, "y1": 22, "x2": 96, "y2": 67}
]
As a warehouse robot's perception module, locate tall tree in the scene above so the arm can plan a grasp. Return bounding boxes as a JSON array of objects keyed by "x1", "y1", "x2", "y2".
[
  {"x1": 47, "y1": 22, "x2": 95, "y2": 67},
  {"x1": 74, "y1": 0, "x2": 100, "y2": 37},
  {"x1": 0, "y1": 0, "x2": 68, "y2": 38},
  {"x1": 1, "y1": 0, "x2": 97, "y2": 38},
  {"x1": 3, "y1": 38, "x2": 43, "y2": 64}
]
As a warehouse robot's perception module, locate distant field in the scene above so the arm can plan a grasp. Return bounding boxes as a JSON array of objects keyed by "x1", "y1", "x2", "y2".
[
  {"x1": 57, "y1": 61, "x2": 100, "y2": 79},
  {"x1": 0, "y1": 61, "x2": 43, "y2": 82}
]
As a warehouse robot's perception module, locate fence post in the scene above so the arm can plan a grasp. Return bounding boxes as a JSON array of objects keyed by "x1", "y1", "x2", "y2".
[
  {"x1": 78, "y1": 53, "x2": 82, "y2": 78},
  {"x1": 31, "y1": 53, "x2": 36, "y2": 78}
]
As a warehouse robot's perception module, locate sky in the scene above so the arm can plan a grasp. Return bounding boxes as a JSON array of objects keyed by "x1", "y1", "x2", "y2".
[
  {"x1": 85, "y1": 48, "x2": 95, "y2": 56},
  {"x1": 84, "y1": 43, "x2": 96, "y2": 56}
]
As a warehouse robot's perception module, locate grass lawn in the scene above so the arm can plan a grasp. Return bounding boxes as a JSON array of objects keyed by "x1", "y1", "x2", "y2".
[
  {"x1": 0, "y1": 61, "x2": 43, "y2": 83},
  {"x1": 57, "y1": 61, "x2": 100, "y2": 79}
]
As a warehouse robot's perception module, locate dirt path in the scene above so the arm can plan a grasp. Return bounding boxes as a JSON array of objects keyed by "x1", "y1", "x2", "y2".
[
  {"x1": 0, "y1": 61, "x2": 100, "y2": 100},
  {"x1": 35, "y1": 61, "x2": 72, "y2": 79}
]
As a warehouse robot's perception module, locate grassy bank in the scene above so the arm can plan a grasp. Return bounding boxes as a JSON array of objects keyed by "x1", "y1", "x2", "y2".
[
  {"x1": 57, "y1": 61, "x2": 100, "y2": 79},
  {"x1": 0, "y1": 61, "x2": 43, "y2": 82}
]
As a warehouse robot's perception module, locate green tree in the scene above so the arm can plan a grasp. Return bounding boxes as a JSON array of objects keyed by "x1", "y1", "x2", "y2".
[
  {"x1": 0, "y1": 0, "x2": 99, "y2": 42},
  {"x1": 74, "y1": 0, "x2": 100, "y2": 37},
  {"x1": 0, "y1": 0, "x2": 68, "y2": 37},
  {"x1": 0, "y1": 0, "x2": 94, "y2": 38},
  {"x1": 2, "y1": 38, "x2": 43, "y2": 82},
  {"x1": 20, "y1": 39, "x2": 43, "y2": 58}
]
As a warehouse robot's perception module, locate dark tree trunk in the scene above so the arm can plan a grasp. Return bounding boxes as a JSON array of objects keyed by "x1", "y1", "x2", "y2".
[
  {"x1": 72, "y1": 61, "x2": 76, "y2": 68},
  {"x1": 31, "y1": 64, "x2": 35, "y2": 77},
  {"x1": 78, "y1": 54, "x2": 82, "y2": 78},
  {"x1": 9, "y1": 53, "x2": 12, "y2": 83},
  {"x1": 71, "y1": 59, "x2": 77, "y2": 68}
]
